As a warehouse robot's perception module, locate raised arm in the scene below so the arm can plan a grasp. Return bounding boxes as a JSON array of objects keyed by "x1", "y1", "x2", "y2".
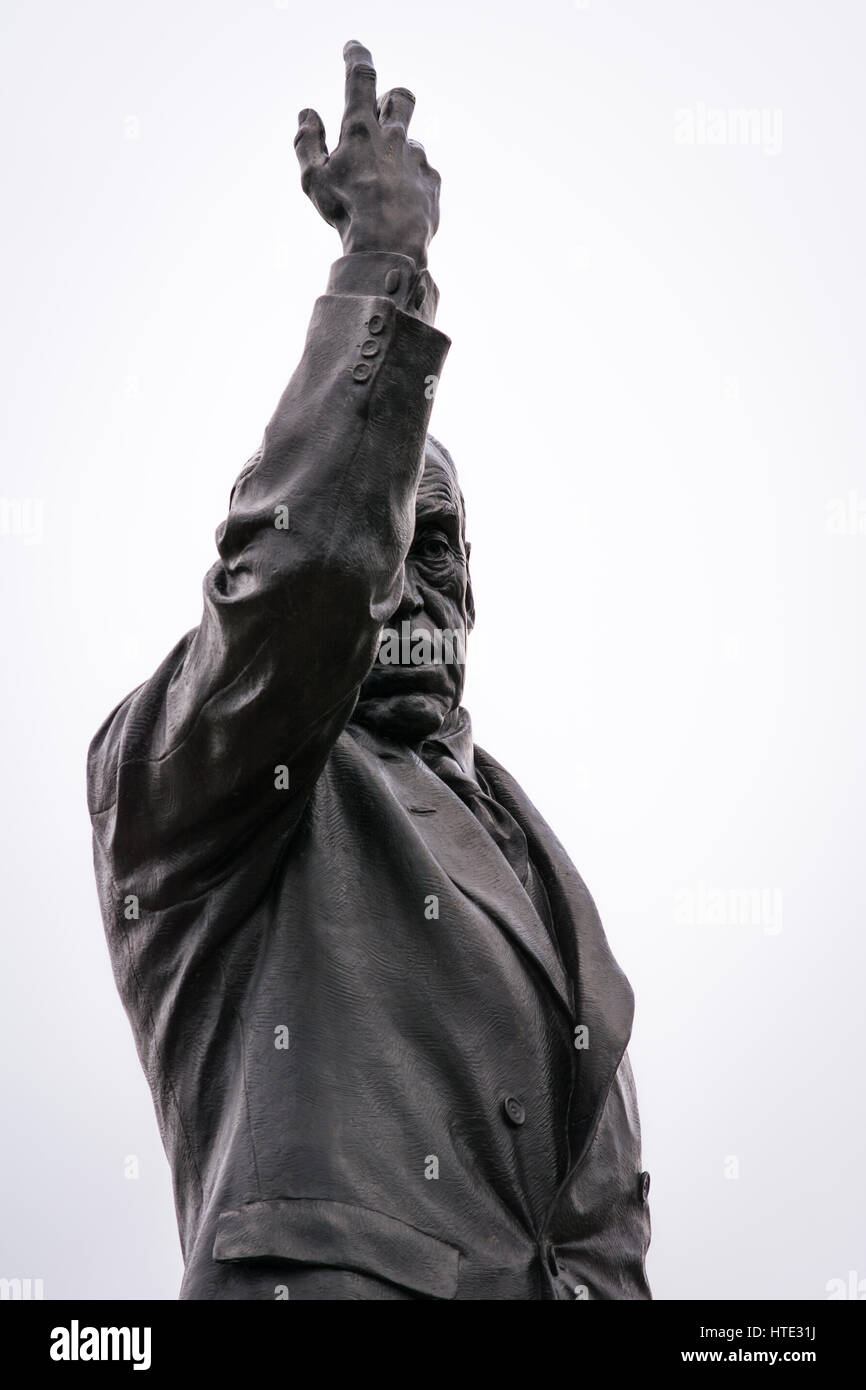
[{"x1": 87, "y1": 42, "x2": 449, "y2": 908}]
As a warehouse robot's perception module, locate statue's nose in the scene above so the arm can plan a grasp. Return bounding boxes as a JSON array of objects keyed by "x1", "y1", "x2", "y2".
[{"x1": 395, "y1": 565, "x2": 424, "y2": 617}]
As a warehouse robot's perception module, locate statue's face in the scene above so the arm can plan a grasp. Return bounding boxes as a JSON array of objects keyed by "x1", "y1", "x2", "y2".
[{"x1": 355, "y1": 440, "x2": 473, "y2": 742}]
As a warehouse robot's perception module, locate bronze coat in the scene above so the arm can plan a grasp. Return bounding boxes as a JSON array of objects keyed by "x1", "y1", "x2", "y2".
[{"x1": 87, "y1": 265, "x2": 652, "y2": 1299}]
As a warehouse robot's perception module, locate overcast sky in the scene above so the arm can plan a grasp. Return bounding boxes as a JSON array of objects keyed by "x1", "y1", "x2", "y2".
[{"x1": 2, "y1": 0, "x2": 865, "y2": 1300}]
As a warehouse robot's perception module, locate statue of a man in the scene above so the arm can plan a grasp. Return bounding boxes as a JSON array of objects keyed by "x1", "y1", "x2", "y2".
[{"x1": 87, "y1": 41, "x2": 652, "y2": 1300}]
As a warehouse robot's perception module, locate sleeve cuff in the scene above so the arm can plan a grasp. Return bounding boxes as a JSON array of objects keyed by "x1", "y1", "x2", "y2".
[{"x1": 326, "y1": 252, "x2": 440, "y2": 326}]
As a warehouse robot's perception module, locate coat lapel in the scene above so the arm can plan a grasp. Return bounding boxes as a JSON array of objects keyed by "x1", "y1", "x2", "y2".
[
  {"x1": 350, "y1": 724, "x2": 572, "y2": 1017},
  {"x1": 475, "y1": 747, "x2": 636, "y2": 1169}
]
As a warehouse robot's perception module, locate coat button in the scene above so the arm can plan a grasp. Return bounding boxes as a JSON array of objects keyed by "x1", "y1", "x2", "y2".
[
  {"x1": 360, "y1": 338, "x2": 380, "y2": 357},
  {"x1": 368, "y1": 313, "x2": 386, "y2": 334},
  {"x1": 639, "y1": 1170, "x2": 651, "y2": 1202},
  {"x1": 502, "y1": 1096, "x2": 526, "y2": 1127},
  {"x1": 352, "y1": 362, "x2": 372, "y2": 382}
]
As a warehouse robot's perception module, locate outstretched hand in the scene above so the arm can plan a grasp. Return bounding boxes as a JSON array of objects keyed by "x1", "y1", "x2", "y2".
[{"x1": 294, "y1": 41, "x2": 441, "y2": 269}]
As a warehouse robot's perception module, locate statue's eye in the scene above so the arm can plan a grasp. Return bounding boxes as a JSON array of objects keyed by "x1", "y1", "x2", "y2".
[{"x1": 415, "y1": 534, "x2": 451, "y2": 562}]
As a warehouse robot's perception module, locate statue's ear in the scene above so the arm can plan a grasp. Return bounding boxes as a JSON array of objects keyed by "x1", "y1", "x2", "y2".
[{"x1": 465, "y1": 542, "x2": 476, "y2": 633}]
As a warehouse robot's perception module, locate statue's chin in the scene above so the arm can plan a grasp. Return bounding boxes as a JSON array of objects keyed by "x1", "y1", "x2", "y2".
[{"x1": 353, "y1": 691, "x2": 451, "y2": 745}]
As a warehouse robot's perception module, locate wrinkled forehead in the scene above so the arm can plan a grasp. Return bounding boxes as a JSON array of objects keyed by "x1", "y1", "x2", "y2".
[{"x1": 417, "y1": 438, "x2": 465, "y2": 537}]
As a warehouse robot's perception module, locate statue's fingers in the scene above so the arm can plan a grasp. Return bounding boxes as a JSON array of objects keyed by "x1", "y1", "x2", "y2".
[
  {"x1": 377, "y1": 87, "x2": 415, "y2": 137},
  {"x1": 294, "y1": 108, "x2": 329, "y2": 194},
  {"x1": 343, "y1": 40, "x2": 377, "y2": 124},
  {"x1": 407, "y1": 138, "x2": 431, "y2": 166}
]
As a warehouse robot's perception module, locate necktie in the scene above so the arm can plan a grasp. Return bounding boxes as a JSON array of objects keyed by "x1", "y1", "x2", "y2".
[
  {"x1": 420, "y1": 743, "x2": 530, "y2": 885},
  {"x1": 418, "y1": 739, "x2": 557, "y2": 940}
]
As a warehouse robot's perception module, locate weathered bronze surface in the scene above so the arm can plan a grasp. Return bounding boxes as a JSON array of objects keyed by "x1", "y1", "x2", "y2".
[{"x1": 88, "y1": 41, "x2": 651, "y2": 1300}]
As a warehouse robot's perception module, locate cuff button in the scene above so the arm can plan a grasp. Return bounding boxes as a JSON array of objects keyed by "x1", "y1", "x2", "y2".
[
  {"x1": 360, "y1": 339, "x2": 380, "y2": 358},
  {"x1": 368, "y1": 314, "x2": 386, "y2": 335},
  {"x1": 352, "y1": 362, "x2": 372, "y2": 382},
  {"x1": 384, "y1": 268, "x2": 401, "y2": 294}
]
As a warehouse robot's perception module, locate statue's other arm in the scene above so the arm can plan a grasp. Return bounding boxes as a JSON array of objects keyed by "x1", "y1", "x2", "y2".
[{"x1": 87, "y1": 43, "x2": 448, "y2": 908}]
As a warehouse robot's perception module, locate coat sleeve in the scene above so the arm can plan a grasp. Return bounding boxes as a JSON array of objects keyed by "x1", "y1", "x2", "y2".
[{"x1": 87, "y1": 274, "x2": 450, "y2": 909}]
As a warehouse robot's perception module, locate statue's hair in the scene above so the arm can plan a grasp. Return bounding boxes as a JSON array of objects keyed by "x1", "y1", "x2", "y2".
[{"x1": 425, "y1": 433, "x2": 468, "y2": 543}]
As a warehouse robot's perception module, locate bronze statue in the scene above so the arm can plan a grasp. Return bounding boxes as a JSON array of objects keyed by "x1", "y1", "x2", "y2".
[{"x1": 87, "y1": 41, "x2": 651, "y2": 1300}]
